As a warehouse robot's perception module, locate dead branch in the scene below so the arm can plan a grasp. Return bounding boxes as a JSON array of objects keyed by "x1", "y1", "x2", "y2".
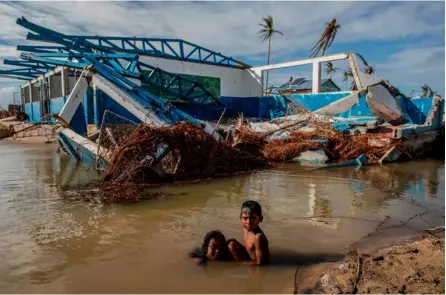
[
  {"x1": 424, "y1": 226, "x2": 445, "y2": 239},
  {"x1": 293, "y1": 266, "x2": 299, "y2": 294},
  {"x1": 376, "y1": 215, "x2": 390, "y2": 230},
  {"x1": 352, "y1": 254, "x2": 363, "y2": 294},
  {"x1": 349, "y1": 213, "x2": 427, "y2": 250},
  {"x1": 335, "y1": 285, "x2": 344, "y2": 294}
]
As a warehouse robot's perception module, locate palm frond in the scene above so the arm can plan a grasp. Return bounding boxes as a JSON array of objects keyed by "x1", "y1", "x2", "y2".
[
  {"x1": 309, "y1": 18, "x2": 341, "y2": 57},
  {"x1": 356, "y1": 53, "x2": 369, "y2": 67},
  {"x1": 421, "y1": 84, "x2": 430, "y2": 97},
  {"x1": 343, "y1": 71, "x2": 350, "y2": 82},
  {"x1": 257, "y1": 15, "x2": 283, "y2": 43},
  {"x1": 364, "y1": 66, "x2": 374, "y2": 75}
]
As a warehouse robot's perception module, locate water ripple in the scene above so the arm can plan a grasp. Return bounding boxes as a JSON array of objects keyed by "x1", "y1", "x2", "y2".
[{"x1": 0, "y1": 142, "x2": 443, "y2": 293}]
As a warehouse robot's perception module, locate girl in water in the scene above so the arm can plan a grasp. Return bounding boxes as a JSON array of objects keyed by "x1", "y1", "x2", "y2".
[{"x1": 189, "y1": 230, "x2": 232, "y2": 265}]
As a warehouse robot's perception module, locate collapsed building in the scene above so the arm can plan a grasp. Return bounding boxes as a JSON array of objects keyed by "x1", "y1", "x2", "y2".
[{"x1": 0, "y1": 17, "x2": 444, "y2": 192}]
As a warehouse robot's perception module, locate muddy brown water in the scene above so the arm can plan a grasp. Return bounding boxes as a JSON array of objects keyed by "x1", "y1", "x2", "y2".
[{"x1": 0, "y1": 142, "x2": 444, "y2": 293}]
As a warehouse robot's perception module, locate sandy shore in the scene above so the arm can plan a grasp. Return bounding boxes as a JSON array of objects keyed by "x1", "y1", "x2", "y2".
[
  {"x1": 1, "y1": 135, "x2": 57, "y2": 144},
  {"x1": 0, "y1": 121, "x2": 57, "y2": 144},
  {"x1": 285, "y1": 235, "x2": 444, "y2": 294}
]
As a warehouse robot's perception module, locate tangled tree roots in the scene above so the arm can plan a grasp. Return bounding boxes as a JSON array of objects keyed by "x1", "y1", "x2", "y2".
[
  {"x1": 263, "y1": 130, "x2": 399, "y2": 163},
  {"x1": 61, "y1": 183, "x2": 189, "y2": 203},
  {"x1": 0, "y1": 110, "x2": 28, "y2": 121},
  {"x1": 95, "y1": 122, "x2": 399, "y2": 201},
  {"x1": 102, "y1": 122, "x2": 270, "y2": 186}
]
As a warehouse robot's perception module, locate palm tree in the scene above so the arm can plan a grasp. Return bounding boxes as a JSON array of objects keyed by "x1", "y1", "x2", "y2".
[
  {"x1": 325, "y1": 61, "x2": 339, "y2": 79},
  {"x1": 343, "y1": 71, "x2": 350, "y2": 91},
  {"x1": 356, "y1": 53, "x2": 376, "y2": 76},
  {"x1": 421, "y1": 84, "x2": 435, "y2": 97},
  {"x1": 421, "y1": 85, "x2": 429, "y2": 97},
  {"x1": 287, "y1": 76, "x2": 293, "y2": 92},
  {"x1": 309, "y1": 18, "x2": 341, "y2": 58},
  {"x1": 258, "y1": 15, "x2": 283, "y2": 95},
  {"x1": 343, "y1": 67, "x2": 353, "y2": 91}
]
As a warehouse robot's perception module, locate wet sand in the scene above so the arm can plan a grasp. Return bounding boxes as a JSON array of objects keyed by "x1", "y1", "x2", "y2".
[
  {"x1": 287, "y1": 236, "x2": 445, "y2": 294},
  {"x1": 0, "y1": 121, "x2": 56, "y2": 143}
]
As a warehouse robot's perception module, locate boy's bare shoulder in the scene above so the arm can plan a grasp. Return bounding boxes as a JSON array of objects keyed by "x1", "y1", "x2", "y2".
[{"x1": 254, "y1": 231, "x2": 268, "y2": 243}]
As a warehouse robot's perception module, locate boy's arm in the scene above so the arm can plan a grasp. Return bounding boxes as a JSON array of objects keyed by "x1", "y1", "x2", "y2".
[
  {"x1": 244, "y1": 234, "x2": 265, "y2": 266},
  {"x1": 254, "y1": 234, "x2": 264, "y2": 265}
]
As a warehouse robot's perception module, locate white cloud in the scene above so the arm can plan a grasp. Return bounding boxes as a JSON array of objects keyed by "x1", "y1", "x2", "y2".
[
  {"x1": 0, "y1": 46, "x2": 18, "y2": 58},
  {"x1": 338, "y1": 2, "x2": 444, "y2": 42},
  {"x1": 0, "y1": 2, "x2": 443, "y2": 57},
  {"x1": 374, "y1": 47, "x2": 445, "y2": 95},
  {"x1": 0, "y1": 1, "x2": 443, "y2": 96},
  {"x1": 0, "y1": 85, "x2": 20, "y2": 108}
]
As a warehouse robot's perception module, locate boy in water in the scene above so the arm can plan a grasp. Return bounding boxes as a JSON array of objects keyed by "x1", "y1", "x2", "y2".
[{"x1": 228, "y1": 200, "x2": 270, "y2": 265}]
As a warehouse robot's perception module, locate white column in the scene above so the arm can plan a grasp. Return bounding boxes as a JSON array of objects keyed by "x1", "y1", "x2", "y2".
[
  {"x1": 48, "y1": 75, "x2": 51, "y2": 99},
  {"x1": 20, "y1": 88, "x2": 24, "y2": 105},
  {"x1": 312, "y1": 62, "x2": 321, "y2": 94},
  {"x1": 28, "y1": 82, "x2": 33, "y2": 103},
  {"x1": 61, "y1": 67, "x2": 67, "y2": 97}
]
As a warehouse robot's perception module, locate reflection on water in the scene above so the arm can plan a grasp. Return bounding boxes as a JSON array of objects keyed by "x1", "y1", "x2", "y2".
[{"x1": 0, "y1": 142, "x2": 444, "y2": 293}]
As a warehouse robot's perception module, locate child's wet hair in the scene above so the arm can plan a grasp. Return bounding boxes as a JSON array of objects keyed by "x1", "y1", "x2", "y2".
[
  {"x1": 200, "y1": 230, "x2": 227, "y2": 255},
  {"x1": 189, "y1": 230, "x2": 228, "y2": 265},
  {"x1": 240, "y1": 200, "x2": 262, "y2": 217}
]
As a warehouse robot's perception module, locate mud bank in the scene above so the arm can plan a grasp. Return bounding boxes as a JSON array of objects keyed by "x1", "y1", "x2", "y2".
[
  {"x1": 289, "y1": 236, "x2": 444, "y2": 294},
  {"x1": 0, "y1": 121, "x2": 56, "y2": 143}
]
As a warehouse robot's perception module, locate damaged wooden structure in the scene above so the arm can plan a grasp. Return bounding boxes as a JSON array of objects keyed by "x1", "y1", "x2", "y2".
[{"x1": 0, "y1": 17, "x2": 444, "y2": 181}]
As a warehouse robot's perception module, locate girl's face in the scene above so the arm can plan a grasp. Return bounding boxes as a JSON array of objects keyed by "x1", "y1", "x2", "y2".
[{"x1": 206, "y1": 237, "x2": 224, "y2": 260}]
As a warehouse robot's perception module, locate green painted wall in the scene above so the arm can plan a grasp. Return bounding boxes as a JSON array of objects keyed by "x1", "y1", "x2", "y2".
[{"x1": 141, "y1": 70, "x2": 221, "y2": 100}]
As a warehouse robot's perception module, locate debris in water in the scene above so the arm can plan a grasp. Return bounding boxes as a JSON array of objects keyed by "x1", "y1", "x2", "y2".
[
  {"x1": 101, "y1": 121, "x2": 400, "y2": 186},
  {"x1": 61, "y1": 183, "x2": 189, "y2": 203},
  {"x1": 102, "y1": 122, "x2": 270, "y2": 185}
]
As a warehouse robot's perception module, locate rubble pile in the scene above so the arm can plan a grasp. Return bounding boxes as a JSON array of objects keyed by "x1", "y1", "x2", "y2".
[
  {"x1": 334, "y1": 133, "x2": 399, "y2": 161},
  {"x1": 0, "y1": 109, "x2": 28, "y2": 121},
  {"x1": 101, "y1": 122, "x2": 270, "y2": 186},
  {"x1": 262, "y1": 133, "x2": 334, "y2": 161},
  {"x1": 260, "y1": 129, "x2": 399, "y2": 163},
  {"x1": 61, "y1": 183, "x2": 187, "y2": 203},
  {"x1": 232, "y1": 116, "x2": 400, "y2": 163},
  {"x1": 101, "y1": 120, "x2": 400, "y2": 189}
]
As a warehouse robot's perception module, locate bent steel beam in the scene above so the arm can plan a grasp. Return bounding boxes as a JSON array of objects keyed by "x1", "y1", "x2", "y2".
[
  {"x1": 3, "y1": 59, "x2": 55, "y2": 70},
  {"x1": 17, "y1": 45, "x2": 72, "y2": 54},
  {"x1": 18, "y1": 51, "x2": 221, "y2": 106},
  {"x1": 0, "y1": 67, "x2": 43, "y2": 78},
  {"x1": 61, "y1": 36, "x2": 250, "y2": 69},
  {"x1": 16, "y1": 17, "x2": 248, "y2": 69}
]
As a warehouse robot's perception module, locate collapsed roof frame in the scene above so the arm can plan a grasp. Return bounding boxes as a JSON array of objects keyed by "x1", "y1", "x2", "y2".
[
  {"x1": 17, "y1": 16, "x2": 250, "y2": 69},
  {"x1": 1, "y1": 17, "x2": 232, "y2": 105}
]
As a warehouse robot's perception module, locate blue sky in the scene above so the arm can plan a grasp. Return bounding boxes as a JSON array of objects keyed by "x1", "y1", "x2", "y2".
[{"x1": 0, "y1": 1, "x2": 444, "y2": 106}]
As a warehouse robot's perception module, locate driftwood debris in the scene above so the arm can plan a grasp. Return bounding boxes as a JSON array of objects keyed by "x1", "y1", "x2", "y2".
[{"x1": 69, "y1": 119, "x2": 401, "y2": 202}]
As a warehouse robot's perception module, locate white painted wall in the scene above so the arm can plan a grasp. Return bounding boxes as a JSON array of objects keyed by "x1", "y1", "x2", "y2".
[{"x1": 139, "y1": 56, "x2": 262, "y2": 97}]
